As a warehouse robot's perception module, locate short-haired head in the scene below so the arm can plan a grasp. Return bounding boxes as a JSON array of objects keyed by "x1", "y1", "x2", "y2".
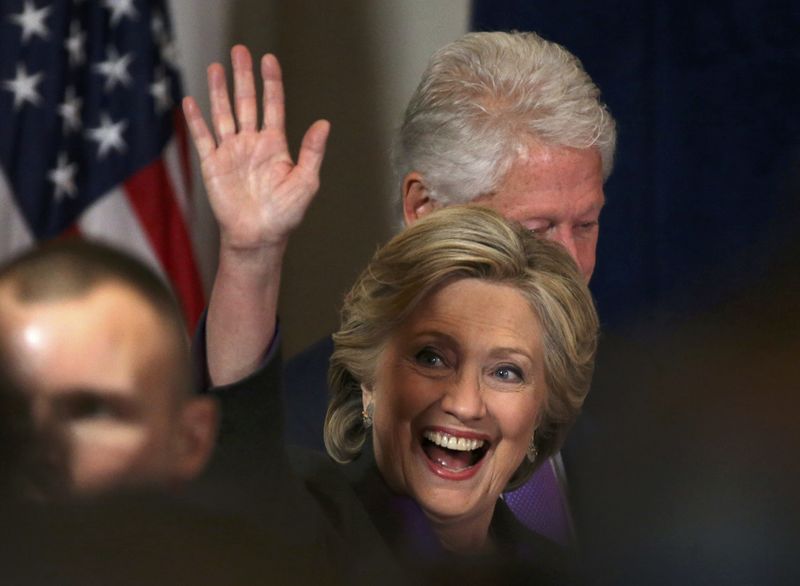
[
  {"x1": 325, "y1": 206, "x2": 599, "y2": 489},
  {"x1": 0, "y1": 239, "x2": 215, "y2": 494},
  {"x1": 0, "y1": 238, "x2": 190, "y2": 399},
  {"x1": 394, "y1": 30, "x2": 616, "y2": 209}
]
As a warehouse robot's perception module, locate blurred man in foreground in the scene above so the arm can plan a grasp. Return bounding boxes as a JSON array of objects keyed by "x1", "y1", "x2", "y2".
[{"x1": 0, "y1": 239, "x2": 217, "y2": 495}]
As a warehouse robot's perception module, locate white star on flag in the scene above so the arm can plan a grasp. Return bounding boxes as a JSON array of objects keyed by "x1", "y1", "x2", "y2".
[
  {"x1": 86, "y1": 112, "x2": 128, "y2": 158},
  {"x1": 150, "y1": 11, "x2": 166, "y2": 44},
  {"x1": 48, "y1": 152, "x2": 78, "y2": 200},
  {"x1": 103, "y1": 0, "x2": 138, "y2": 26},
  {"x1": 65, "y1": 20, "x2": 86, "y2": 67},
  {"x1": 58, "y1": 86, "x2": 83, "y2": 133},
  {"x1": 150, "y1": 69, "x2": 172, "y2": 113},
  {"x1": 93, "y1": 46, "x2": 134, "y2": 91},
  {"x1": 2, "y1": 63, "x2": 43, "y2": 110},
  {"x1": 8, "y1": 0, "x2": 51, "y2": 43},
  {"x1": 161, "y1": 38, "x2": 180, "y2": 69}
]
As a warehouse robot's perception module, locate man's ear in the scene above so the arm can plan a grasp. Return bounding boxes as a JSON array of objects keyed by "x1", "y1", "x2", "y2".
[
  {"x1": 402, "y1": 172, "x2": 438, "y2": 225},
  {"x1": 172, "y1": 396, "x2": 218, "y2": 484}
]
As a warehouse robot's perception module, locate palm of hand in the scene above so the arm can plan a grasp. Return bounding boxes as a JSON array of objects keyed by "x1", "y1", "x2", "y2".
[
  {"x1": 183, "y1": 46, "x2": 329, "y2": 254},
  {"x1": 202, "y1": 129, "x2": 299, "y2": 250}
]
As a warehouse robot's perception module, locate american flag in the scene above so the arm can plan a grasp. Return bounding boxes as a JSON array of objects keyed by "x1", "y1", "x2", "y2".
[{"x1": 0, "y1": 0, "x2": 204, "y2": 329}]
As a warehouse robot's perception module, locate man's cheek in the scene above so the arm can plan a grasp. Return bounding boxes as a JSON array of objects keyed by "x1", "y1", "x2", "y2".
[{"x1": 68, "y1": 421, "x2": 151, "y2": 490}]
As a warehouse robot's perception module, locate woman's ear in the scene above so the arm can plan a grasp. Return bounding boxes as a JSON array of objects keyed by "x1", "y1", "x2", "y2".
[
  {"x1": 402, "y1": 172, "x2": 438, "y2": 225},
  {"x1": 360, "y1": 382, "x2": 374, "y2": 411},
  {"x1": 360, "y1": 383, "x2": 375, "y2": 429}
]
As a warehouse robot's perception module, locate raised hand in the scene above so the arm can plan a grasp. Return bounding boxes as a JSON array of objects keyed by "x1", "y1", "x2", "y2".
[
  {"x1": 183, "y1": 45, "x2": 330, "y2": 253},
  {"x1": 182, "y1": 46, "x2": 330, "y2": 386}
]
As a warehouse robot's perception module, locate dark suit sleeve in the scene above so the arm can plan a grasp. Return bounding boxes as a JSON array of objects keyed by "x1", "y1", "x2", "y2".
[
  {"x1": 189, "y1": 316, "x2": 420, "y2": 584},
  {"x1": 190, "y1": 314, "x2": 325, "y2": 540},
  {"x1": 191, "y1": 313, "x2": 289, "y2": 516}
]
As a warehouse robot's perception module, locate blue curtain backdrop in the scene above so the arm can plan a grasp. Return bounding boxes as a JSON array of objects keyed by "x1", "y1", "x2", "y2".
[{"x1": 472, "y1": 1, "x2": 800, "y2": 327}]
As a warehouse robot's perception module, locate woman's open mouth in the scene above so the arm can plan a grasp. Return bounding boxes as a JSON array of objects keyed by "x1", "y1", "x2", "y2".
[{"x1": 421, "y1": 429, "x2": 490, "y2": 478}]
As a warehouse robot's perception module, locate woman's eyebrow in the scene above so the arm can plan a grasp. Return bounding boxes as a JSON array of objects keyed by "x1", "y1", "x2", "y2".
[
  {"x1": 406, "y1": 329, "x2": 459, "y2": 347},
  {"x1": 487, "y1": 346, "x2": 534, "y2": 363}
]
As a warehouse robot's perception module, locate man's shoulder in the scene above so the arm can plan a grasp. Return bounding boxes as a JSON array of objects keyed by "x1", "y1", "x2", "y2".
[
  {"x1": 284, "y1": 335, "x2": 334, "y2": 385},
  {"x1": 282, "y1": 335, "x2": 335, "y2": 450}
]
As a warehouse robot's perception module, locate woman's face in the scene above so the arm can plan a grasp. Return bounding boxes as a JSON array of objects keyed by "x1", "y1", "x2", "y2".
[{"x1": 363, "y1": 278, "x2": 545, "y2": 530}]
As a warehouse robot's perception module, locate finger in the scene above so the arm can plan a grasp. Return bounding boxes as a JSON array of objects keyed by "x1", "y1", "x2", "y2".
[
  {"x1": 182, "y1": 96, "x2": 217, "y2": 160},
  {"x1": 231, "y1": 45, "x2": 257, "y2": 132},
  {"x1": 295, "y1": 119, "x2": 331, "y2": 183},
  {"x1": 284, "y1": 120, "x2": 330, "y2": 218},
  {"x1": 261, "y1": 54, "x2": 286, "y2": 138},
  {"x1": 207, "y1": 62, "x2": 236, "y2": 142}
]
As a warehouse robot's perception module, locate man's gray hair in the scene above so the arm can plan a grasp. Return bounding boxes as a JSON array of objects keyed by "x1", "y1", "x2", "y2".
[{"x1": 393, "y1": 31, "x2": 616, "y2": 206}]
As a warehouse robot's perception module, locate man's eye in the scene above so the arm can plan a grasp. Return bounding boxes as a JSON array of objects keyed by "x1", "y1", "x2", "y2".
[
  {"x1": 55, "y1": 394, "x2": 119, "y2": 421},
  {"x1": 415, "y1": 348, "x2": 445, "y2": 368},
  {"x1": 577, "y1": 220, "x2": 599, "y2": 231},
  {"x1": 528, "y1": 222, "x2": 553, "y2": 235}
]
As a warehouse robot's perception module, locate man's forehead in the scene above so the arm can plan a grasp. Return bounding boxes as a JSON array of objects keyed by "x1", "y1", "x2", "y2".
[
  {"x1": 476, "y1": 186, "x2": 605, "y2": 220},
  {"x1": 477, "y1": 145, "x2": 605, "y2": 218},
  {"x1": 12, "y1": 281, "x2": 162, "y2": 328},
  {"x1": 4, "y1": 287, "x2": 173, "y2": 392}
]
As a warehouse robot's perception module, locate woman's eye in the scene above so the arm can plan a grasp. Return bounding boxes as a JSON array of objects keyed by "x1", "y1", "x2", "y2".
[
  {"x1": 493, "y1": 365, "x2": 524, "y2": 383},
  {"x1": 415, "y1": 348, "x2": 445, "y2": 368}
]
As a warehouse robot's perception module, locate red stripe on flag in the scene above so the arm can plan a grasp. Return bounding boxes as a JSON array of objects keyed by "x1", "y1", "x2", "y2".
[
  {"x1": 58, "y1": 224, "x2": 82, "y2": 239},
  {"x1": 124, "y1": 157, "x2": 205, "y2": 331},
  {"x1": 173, "y1": 109, "x2": 193, "y2": 198}
]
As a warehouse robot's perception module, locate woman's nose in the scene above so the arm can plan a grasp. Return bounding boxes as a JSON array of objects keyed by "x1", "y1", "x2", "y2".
[{"x1": 440, "y1": 372, "x2": 487, "y2": 421}]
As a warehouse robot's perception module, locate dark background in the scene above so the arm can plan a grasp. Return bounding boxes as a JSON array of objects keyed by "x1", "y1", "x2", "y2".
[
  {"x1": 473, "y1": 2, "x2": 800, "y2": 582},
  {"x1": 473, "y1": 0, "x2": 800, "y2": 328}
]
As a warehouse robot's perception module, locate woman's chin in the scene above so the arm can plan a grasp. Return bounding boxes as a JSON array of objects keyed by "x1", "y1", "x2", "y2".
[
  {"x1": 409, "y1": 450, "x2": 498, "y2": 523},
  {"x1": 416, "y1": 487, "x2": 485, "y2": 521}
]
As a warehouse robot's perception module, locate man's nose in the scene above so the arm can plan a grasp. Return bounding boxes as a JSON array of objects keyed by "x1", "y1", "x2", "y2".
[
  {"x1": 441, "y1": 372, "x2": 487, "y2": 421},
  {"x1": 547, "y1": 228, "x2": 593, "y2": 281},
  {"x1": 549, "y1": 228, "x2": 579, "y2": 267}
]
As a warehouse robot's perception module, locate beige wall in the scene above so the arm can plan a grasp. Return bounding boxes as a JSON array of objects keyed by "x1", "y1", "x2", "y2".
[{"x1": 172, "y1": 0, "x2": 469, "y2": 357}]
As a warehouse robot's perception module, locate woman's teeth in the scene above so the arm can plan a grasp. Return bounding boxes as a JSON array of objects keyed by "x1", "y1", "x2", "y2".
[{"x1": 423, "y1": 430, "x2": 485, "y2": 452}]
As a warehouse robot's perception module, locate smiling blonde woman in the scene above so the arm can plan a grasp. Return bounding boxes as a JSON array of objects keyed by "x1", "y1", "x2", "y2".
[{"x1": 325, "y1": 206, "x2": 598, "y2": 552}]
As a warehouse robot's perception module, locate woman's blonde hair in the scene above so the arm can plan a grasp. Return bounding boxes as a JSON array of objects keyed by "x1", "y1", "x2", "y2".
[{"x1": 324, "y1": 206, "x2": 598, "y2": 489}]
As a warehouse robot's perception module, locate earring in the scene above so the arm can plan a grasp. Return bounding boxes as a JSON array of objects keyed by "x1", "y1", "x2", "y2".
[
  {"x1": 361, "y1": 402, "x2": 374, "y2": 429},
  {"x1": 526, "y1": 435, "x2": 538, "y2": 463}
]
